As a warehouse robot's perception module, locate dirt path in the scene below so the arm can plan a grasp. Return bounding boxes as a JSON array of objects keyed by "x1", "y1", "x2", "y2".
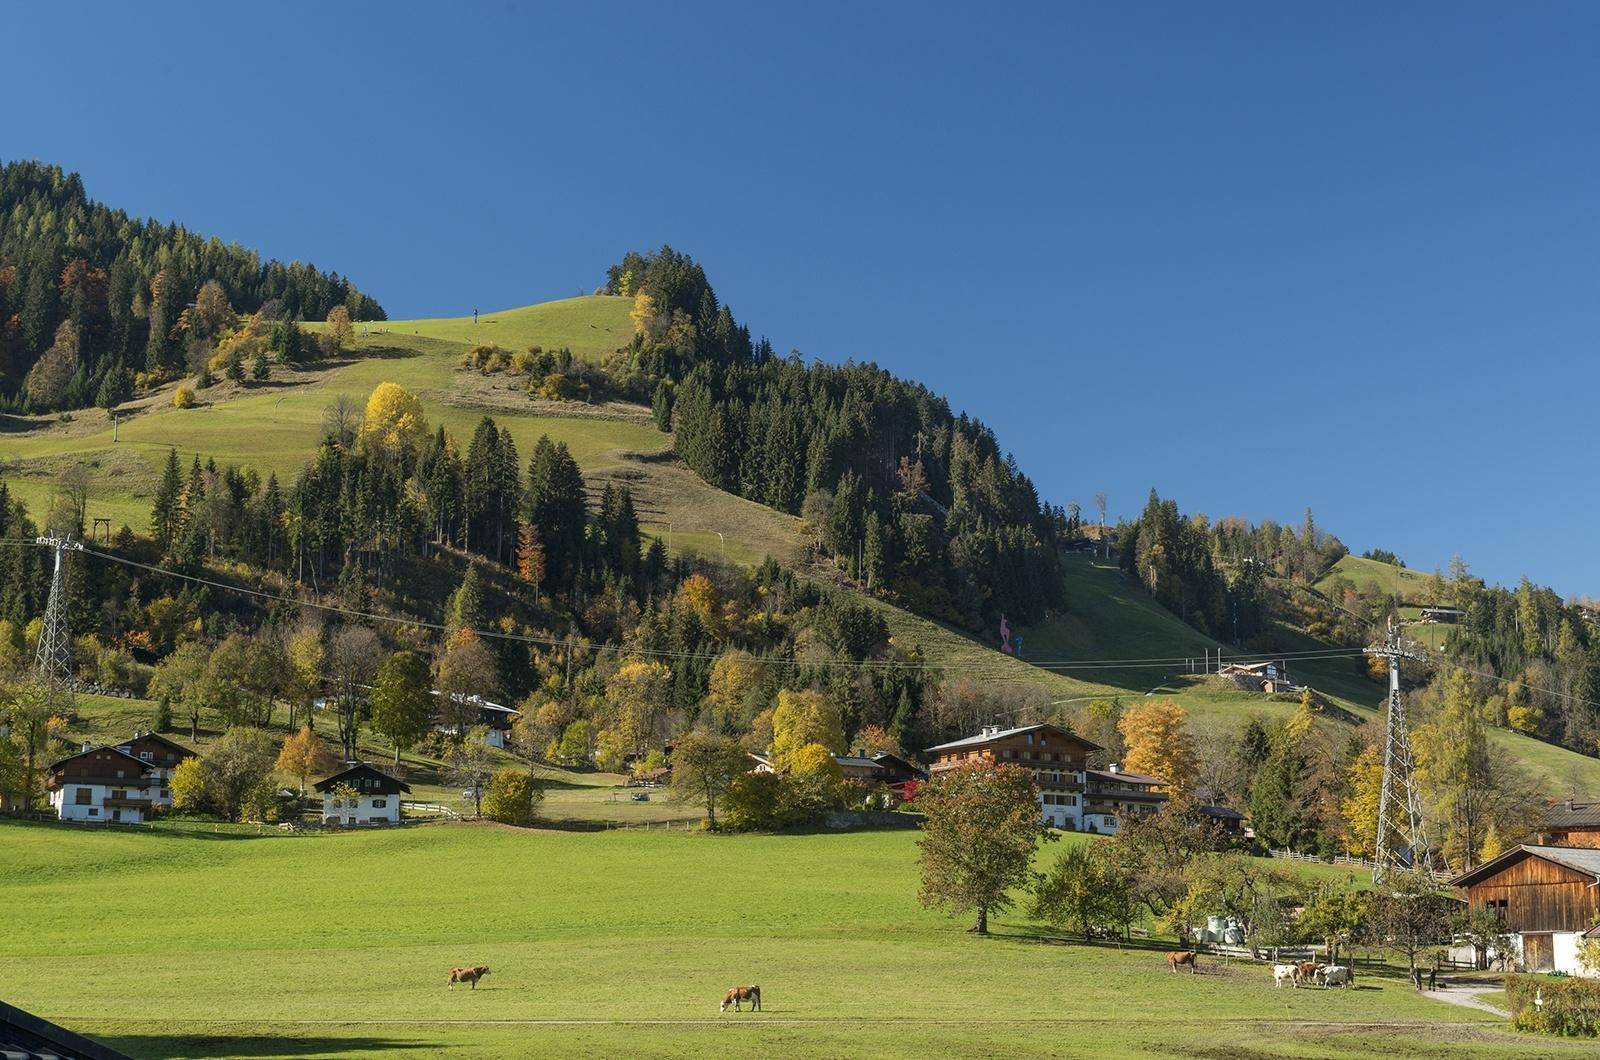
[{"x1": 1421, "y1": 983, "x2": 1509, "y2": 1016}]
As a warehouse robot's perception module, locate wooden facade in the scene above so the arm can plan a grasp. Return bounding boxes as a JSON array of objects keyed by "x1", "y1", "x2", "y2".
[
  {"x1": 1452, "y1": 846, "x2": 1600, "y2": 943},
  {"x1": 1540, "y1": 802, "x2": 1600, "y2": 848},
  {"x1": 925, "y1": 723, "x2": 1100, "y2": 829}
]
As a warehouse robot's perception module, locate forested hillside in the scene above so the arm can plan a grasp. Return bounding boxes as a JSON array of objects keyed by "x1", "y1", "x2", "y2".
[{"x1": 0, "y1": 160, "x2": 383, "y2": 413}]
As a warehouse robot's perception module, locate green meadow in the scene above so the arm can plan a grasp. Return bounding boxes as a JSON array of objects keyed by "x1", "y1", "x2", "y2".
[{"x1": 0, "y1": 821, "x2": 1569, "y2": 1060}]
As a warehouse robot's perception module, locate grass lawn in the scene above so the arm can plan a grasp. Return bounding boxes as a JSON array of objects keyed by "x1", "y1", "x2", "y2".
[
  {"x1": 1315, "y1": 555, "x2": 1435, "y2": 604},
  {"x1": 0, "y1": 823, "x2": 1569, "y2": 1060},
  {"x1": 329, "y1": 295, "x2": 635, "y2": 361}
]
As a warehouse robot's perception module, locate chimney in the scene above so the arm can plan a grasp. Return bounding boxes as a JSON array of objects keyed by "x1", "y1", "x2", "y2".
[
  {"x1": 1109, "y1": 763, "x2": 1121, "y2": 774},
  {"x1": 81, "y1": 741, "x2": 92, "y2": 752}
]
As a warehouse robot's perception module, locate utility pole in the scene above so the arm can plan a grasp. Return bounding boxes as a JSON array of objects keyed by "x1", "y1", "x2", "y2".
[
  {"x1": 34, "y1": 535, "x2": 84, "y2": 685},
  {"x1": 1368, "y1": 615, "x2": 1429, "y2": 882}
]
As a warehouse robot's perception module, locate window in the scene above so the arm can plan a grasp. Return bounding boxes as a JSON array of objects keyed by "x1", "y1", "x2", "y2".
[
  {"x1": 116, "y1": 770, "x2": 125, "y2": 778},
  {"x1": 113, "y1": 789, "x2": 126, "y2": 800},
  {"x1": 113, "y1": 809, "x2": 122, "y2": 822},
  {"x1": 75, "y1": 787, "x2": 92, "y2": 805},
  {"x1": 1490, "y1": 899, "x2": 1508, "y2": 921},
  {"x1": 139, "y1": 751, "x2": 153, "y2": 761},
  {"x1": 1025, "y1": 734, "x2": 1033, "y2": 745},
  {"x1": 373, "y1": 799, "x2": 387, "y2": 809},
  {"x1": 160, "y1": 788, "x2": 169, "y2": 799},
  {"x1": 88, "y1": 807, "x2": 99, "y2": 816}
]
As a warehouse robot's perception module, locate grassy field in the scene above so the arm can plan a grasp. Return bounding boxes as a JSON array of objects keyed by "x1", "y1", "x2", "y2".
[
  {"x1": 1314, "y1": 555, "x2": 1436, "y2": 604},
  {"x1": 335, "y1": 294, "x2": 636, "y2": 360},
  {"x1": 1, "y1": 822, "x2": 1572, "y2": 1060}
]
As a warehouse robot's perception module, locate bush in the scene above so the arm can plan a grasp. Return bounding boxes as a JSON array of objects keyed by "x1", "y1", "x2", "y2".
[
  {"x1": 173, "y1": 385, "x2": 195, "y2": 409},
  {"x1": 1506, "y1": 972, "x2": 1600, "y2": 1037},
  {"x1": 481, "y1": 767, "x2": 543, "y2": 827},
  {"x1": 722, "y1": 771, "x2": 789, "y2": 831}
]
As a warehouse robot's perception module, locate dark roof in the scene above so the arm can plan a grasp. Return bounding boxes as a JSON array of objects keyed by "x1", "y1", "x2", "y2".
[
  {"x1": 46, "y1": 744, "x2": 151, "y2": 775},
  {"x1": 1449, "y1": 844, "x2": 1600, "y2": 888},
  {"x1": 1087, "y1": 768, "x2": 1163, "y2": 786},
  {"x1": 1200, "y1": 804, "x2": 1245, "y2": 820},
  {"x1": 871, "y1": 752, "x2": 928, "y2": 777},
  {"x1": 0, "y1": 997, "x2": 130, "y2": 1060},
  {"x1": 924, "y1": 723, "x2": 1102, "y2": 755},
  {"x1": 833, "y1": 755, "x2": 884, "y2": 770},
  {"x1": 1544, "y1": 801, "x2": 1600, "y2": 829},
  {"x1": 115, "y1": 731, "x2": 196, "y2": 759},
  {"x1": 313, "y1": 762, "x2": 411, "y2": 795}
]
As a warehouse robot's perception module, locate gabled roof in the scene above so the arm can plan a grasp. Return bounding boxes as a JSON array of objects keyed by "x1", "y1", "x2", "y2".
[
  {"x1": 313, "y1": 762, "x2": 411, "y2": 795},
  {"x1": 1087, "y1": 768, "x2": 1163, "y2": 786},
  {"x1": 924, "y1": 723, "x2": 1102, "y2": 755},
  {"x1": 832, "y1": 755, "x2": 884, "y2": 770},
  {"x1": 1449, "y1": 844, "x2": 1600, "y2": 888},
  {"x1": 1544, "y1": 801, "x2": 1600, "y2": 829},
  {"x1": 46, "y1": 744, "x2": 151, "y2": 775},
  {"x1": 115, "y1": 731, "x2": 196, "y2": 760}
]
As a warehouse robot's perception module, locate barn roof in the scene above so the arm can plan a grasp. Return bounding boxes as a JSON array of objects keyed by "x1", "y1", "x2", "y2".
[
  {"x1": 924, "y1": 723, "x2": 1102, "y2": 755},
  {"x1": 1544, "y1": 801, "x2": 1600, "y2": 829},
  {"x1": 1449, "y1": 844, "x2": 1600, "y2": 888}
]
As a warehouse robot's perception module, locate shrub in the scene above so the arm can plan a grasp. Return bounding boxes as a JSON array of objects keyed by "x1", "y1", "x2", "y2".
[
  {"x1": 481, "y1": 767, "x2": 542, "y2": 827},
  {"x1": 173, "y1": 385, "x2": 195, "y2": 409},
  {"x1": 1506, "y1": 972, "x2": 1600, "y2": 1037},
  {"x1": 722, "y1": 771, "x2": 789, "y2": 831}
]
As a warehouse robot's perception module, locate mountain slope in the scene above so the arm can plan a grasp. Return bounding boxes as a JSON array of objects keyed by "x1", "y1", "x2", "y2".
[{"x1": 10, "y1": 296, "x2": 1600, "y2": 798}]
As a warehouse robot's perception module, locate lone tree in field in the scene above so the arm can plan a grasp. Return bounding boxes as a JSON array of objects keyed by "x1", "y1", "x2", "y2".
[
  {"x1": 671, "y1": 731, "x2": 753, "y2": 829},
  {"x1": 1365, "y1": 869, "x2": 1457, "y2": 973},
  {"x1": 916, "y1": 761, "x2": 1048, "y2": 934},
  {"x1": 370, "y1": 650, "x2": 433, "y2": 765}
]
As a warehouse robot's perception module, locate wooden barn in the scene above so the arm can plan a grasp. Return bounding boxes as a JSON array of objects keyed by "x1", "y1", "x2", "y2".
[{"x1": 1450, "y1": 845, "x2": 1600, "y2": 974}]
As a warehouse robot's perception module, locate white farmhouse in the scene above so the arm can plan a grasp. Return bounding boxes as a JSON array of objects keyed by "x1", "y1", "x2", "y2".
[
  {"x1": 45, "y1": 732, "x2": 198, "y2": 823},
  {"x1": 314, "y1": 762, "x2": 411, "y2": 826}
]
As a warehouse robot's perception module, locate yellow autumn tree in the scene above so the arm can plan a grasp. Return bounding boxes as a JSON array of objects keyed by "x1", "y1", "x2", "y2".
[
  {"x1": 676, "y1": 574, "x2": 722, "y2": 636},
  {"x1": 707, "y1": 650, "x2": 762, "y2": 729},
  {"x1": 770, "y1": 689, "x2": 845, "y2": 767},
  {"x1": 1340, "y1": 743, "x2": 1384, "y2": 858},
  {"x1": 1115, "y1": 699, "x2": 1197, "y2": 795},
  {"x1": 359, "y1": 382, "x2": 429, "y2": 463},
  {"x1": 629, "y1": 291, "x2": 666, "y2": 340},
  {"x1": 322, "y1": 305, "x2": 354, "y2": 353},
  {"x1": 605, "y1": 660, "x2": 673, "y2": 755},
  {"x1": 275, "y1": 725, "x2": 337, "y2": 794}
]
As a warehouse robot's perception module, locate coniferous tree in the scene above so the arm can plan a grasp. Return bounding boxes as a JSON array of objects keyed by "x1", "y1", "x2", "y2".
[{"x1": 150, "y1": 448, "x2": 183, "y2": 552}]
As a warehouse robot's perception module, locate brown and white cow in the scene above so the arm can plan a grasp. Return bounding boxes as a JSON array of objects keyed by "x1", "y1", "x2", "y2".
[
  {"x1": 1167, "y1": 951, "x2": 1198, "y2": 974},
  {"x1": 721, "y1": 985, "x2": 762, "y2": 1012},
  {"x1": 448, "y1": 966, "x2": 491, "y2": 989}
]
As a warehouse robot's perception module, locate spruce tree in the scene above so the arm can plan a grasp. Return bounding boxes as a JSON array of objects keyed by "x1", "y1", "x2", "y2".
[{"x1": 150, "y1": 448, "x2": 183, "y2": 551}]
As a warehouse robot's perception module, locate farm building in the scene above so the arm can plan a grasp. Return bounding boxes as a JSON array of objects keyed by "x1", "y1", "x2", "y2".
[
  {"x1": 1082, "y1": 765, "x2": 1168, "y2": 834},
  {"x1": 1417, "y1": 606, "x2": 1466, "y2": 624},
  {"x1": 1450, "y1": 845, "x2": 1600, "y2": 974},
  {"x1": 314, "y1": 763, "x2": 411, "y2": 826},
  {"x1": 1216, "y1": 661, "x2": 1296, "y2": 693},
  {"x1": 926, "y1": 723, "x2": 1100, "y2": 830},
  {"x1": 43, "y1": 733, "x2": 195, "y2": 823},
  {"x1": 1539, "y1": 800, "x2": 1600, "y2": 848},
  {"x1": 1199, "y1": 804, "x2": 1247, "y2": 836},
  {"x1": 432, "y1": 692, "x2": 518, "y2": 748}
]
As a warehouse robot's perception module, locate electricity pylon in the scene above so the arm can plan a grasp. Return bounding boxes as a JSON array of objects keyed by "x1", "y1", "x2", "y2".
[
  {"x1": 33, "y1": 535, "x2": 83, "y2": 685},
  {"x1": 1366, "y1": 615, "x2": 1429, "y2": 881}
]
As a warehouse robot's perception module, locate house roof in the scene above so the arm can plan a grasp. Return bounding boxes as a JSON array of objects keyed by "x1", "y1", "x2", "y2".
[
  {"x1": 833, "y1": 755, "x2": 884, "y2": 770},
  {"x1": 1200, "y1": 804, "x2": 1245, "y2": 820},
  {"x1": 115, "y1": 731, "x2": 196, "y2": 759},
  {"x1": 1449, "y1": 844, "x2": 1600, "y2": 888},
  {"x1": 1087, "y1": 768, "x2": 1163, "y2": 786},
  {"x1": 1544, "y1": 801, "x2": 1600, "y2": 829},
  {"x1": 924, "y1": 723, "x2": 1102, "y2": 755},
  {"x1": 46, "y1": 744, "x2": 151, "y2": 775},
  {"x1": 313, "y1": 762, "x2": 412, "y2": 795}
]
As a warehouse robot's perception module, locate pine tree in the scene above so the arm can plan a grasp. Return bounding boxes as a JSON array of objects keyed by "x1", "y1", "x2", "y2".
[{"x1": 150, "y1": 448, "x2": 183, "y2": 551}]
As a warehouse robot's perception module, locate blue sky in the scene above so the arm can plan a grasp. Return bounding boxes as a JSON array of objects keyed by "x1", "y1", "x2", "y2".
[{"x1": 4, "y1": 3, "x2": 1596, "y2": 595}]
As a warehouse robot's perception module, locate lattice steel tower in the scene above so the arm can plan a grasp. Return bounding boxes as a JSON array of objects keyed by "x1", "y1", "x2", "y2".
[
  {"x1": 33, "y1": 535, "x2": 83, "y2": 685},
  {"x1": 1367, "y1": 615, "x2": 1429, "y2": 881}
]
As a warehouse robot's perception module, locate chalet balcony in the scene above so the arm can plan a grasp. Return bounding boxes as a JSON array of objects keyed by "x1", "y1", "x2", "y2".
[{"x1": 103, "y1": 797, "x2": 154, "y2": 810}]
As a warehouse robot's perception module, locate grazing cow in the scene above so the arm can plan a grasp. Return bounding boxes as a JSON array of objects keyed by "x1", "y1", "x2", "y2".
[
  {"x1": 1317, "y1": 965, "x2": 1353, "y2": 989},
  {"x1": 1273, "y1": 964, "x2": 1299, "y2": 989},
  {"x1": 1294, "y1": 961, "x2": 1322, "y2": 987},
  {"x1": 448, "y1": 966, "x2": 491, "y2": 990},
  {"x1": 721, "y1": 985, "x2": 761, "y2": 1012},
  {"x1": 1167, "y1": 951, "x2": 1198, "y2": 974}
]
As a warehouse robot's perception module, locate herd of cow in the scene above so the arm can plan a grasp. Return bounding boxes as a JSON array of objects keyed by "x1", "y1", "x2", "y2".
[{"x1": 1272, "y1": 960, "x2": 1355, "y2": 989}]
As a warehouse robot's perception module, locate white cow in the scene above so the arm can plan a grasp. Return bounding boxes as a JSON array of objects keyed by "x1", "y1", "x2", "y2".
[
  {"x1": 1273, "y1": 963, "x2": 1299, "y2": 988},
  {"x1": 1317, "y1": 965, "x2": 1354, "y2": 989}
]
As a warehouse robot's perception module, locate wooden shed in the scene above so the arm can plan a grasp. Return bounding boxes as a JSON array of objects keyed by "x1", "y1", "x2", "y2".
[{"x1": 1450, "y1": 845, "x2": 1600, "y2": 974}]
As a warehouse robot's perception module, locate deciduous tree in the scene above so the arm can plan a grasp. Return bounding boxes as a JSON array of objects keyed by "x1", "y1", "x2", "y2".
[
  {"x1": 916, "y1": 760, "x2": 1048, "y2": 934},
  {"x1": 275, "y1": 725, "x2": 337, "y2": 795},
  {"x1": 671, "y1": 731, "x2": 751, "y2": 828},
  {"x1": 1117, "y1": 699, "x2": 1197, "y2": 795},
  {"x1": 370, "y1": 650, "x2": 433, "y2": 765}
]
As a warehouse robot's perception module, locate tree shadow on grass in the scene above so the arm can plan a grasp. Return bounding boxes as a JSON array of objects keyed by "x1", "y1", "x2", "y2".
[{"x1": 98, "y1": 1033, "x2": 432, "y2": 1058}]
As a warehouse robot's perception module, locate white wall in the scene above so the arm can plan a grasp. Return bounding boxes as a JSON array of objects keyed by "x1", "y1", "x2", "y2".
[
  {"x1": 322, "y1": 794, "x2": 401, "y2": 825},
  {"x1": 51, "y1": 784, "x2": 147, "y2": 824}
]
